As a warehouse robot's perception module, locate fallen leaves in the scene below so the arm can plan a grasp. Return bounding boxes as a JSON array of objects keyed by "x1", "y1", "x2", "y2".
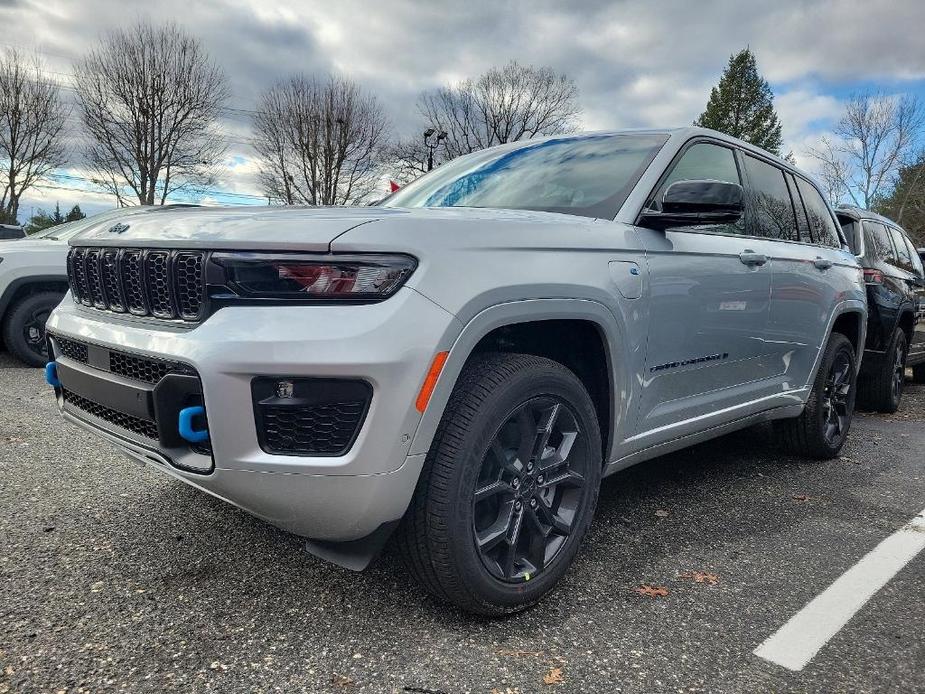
[
  {"x1": 679, "y1": 571, "x2": 719, "y2": 585},
  {"x1": 542, "y1": 667, "x2": 565, "y2": 685},
  {"x1": 331, "y1": 673, "x2": 354, "y2": 687},
  {"x1": 634, "y1": 584, "x2": 669, "y2": 598},
  {"x1": 654, "y1": 509, "x2": 670, "y2": 518}
]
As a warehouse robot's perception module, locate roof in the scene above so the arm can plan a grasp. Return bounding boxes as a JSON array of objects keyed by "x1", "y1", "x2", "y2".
[{"x1": 834, "y1": 205, "x2": 903, "y2": 228}]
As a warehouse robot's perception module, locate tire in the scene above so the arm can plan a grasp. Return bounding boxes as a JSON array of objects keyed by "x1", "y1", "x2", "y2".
[
  {"x1": 1, "y1": 291, "x2": 63, "y2": 367},
  {"x1": 775, "y1": 332, "x2": 857, "y2": 459},
  {"x1": 912, "y1": 362, "x2": 925, "y2": 384},
  {"x1": 397, "y1": 352, "x2": 602, "y2": 616},
  {"x1": 857, "y1": 327, "x2": 907, "y2": 413}
]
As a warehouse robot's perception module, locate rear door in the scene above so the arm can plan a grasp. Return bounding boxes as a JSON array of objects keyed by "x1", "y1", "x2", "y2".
[
  {"x1": 634, "y1": 140, "x2": 777, "y2": 437},
  {"x1": 862, "y1": 220, "x2": 906, "y2": 353},
  {"x1": 758, "y1": 171, "x2": 854, "y2": 389}
]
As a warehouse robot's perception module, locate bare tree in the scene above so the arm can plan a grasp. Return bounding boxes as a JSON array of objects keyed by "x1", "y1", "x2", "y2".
[
  {"x1": 253, "y1": 75, "x2": 389, "y2": 205},
  {"x1": 383, "y1": 137, "x2": 442, "y2": 185},
  {"x1": 0, "y1": 49, "x2": 68, "y2": 224},
  {"x1": 74, "y1": 22, "x2": 229, "y2": 206},
  {"x1": 418, "y1": 61, "x2": 580, "y2": 159},
  {"x1": 807, "y1": 91, "x2": 924, "y2": 207}
]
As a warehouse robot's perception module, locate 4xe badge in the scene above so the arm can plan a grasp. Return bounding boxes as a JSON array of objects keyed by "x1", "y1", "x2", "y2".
[{"x1": 108, "y1": 222, "x2": 130, "y2": 234}]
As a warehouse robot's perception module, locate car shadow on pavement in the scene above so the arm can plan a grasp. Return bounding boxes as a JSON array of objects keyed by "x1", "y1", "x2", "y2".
[{"x1": 96, "y1": 420, "x2": 848, "y2": 622}]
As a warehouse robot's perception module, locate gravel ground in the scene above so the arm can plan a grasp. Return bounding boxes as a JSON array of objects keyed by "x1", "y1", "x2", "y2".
[{"x1": 1, "y1": 354, "x2": 923, "y2": 694}]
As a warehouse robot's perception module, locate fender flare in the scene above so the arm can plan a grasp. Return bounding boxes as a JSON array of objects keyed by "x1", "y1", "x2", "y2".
[
  {"x1": 0, "y1": 275, "x2": 68, "y2": 320},
  {"x1": 806, "y1": 299, "x2": 867, "y2": 385},
  {"x1": 409, "y1": 297, "x2": 630, "y2": 461}
]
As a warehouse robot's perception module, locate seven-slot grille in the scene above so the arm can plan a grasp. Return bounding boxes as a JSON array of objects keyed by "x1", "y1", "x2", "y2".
[{"x1": 67, "y1": 247, "x2": 206, "y2": 321}]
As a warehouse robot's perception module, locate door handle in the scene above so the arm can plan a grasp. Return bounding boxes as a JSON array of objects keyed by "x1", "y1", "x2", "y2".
[
  {"x1": 813, "y1": 257, "x2": 833, "y2": 270},
  {"x1": 739, "y1": 250, "x2": 768, "y2": 266}
]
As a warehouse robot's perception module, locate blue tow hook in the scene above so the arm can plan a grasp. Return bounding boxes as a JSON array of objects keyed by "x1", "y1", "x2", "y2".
[
  {"x1": 45, "y1": 361, "x2": 61, "y2": 387},
  {"x1": 178, "y1": 406, "x2": 209, "y2": 443}
]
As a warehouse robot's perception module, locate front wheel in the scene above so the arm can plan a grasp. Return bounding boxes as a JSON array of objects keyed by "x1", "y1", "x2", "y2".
[
  {"x1": 397, "y1": 353, "x2": 602, "y2": 615},
  {"x1": 775, "y1": 332, "x2": 857, "y2": 459},
  {"x1": 2, "y1": 291, "x2": 63, "y2": 367}
]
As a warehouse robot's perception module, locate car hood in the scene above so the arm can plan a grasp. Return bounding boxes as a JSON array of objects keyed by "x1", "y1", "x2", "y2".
[
  {"x1": 69, "y1": 205, "x2": 590, "y2": 251},
  {"x1": 0, "y1": 238, "x2": 68, "y2": 254},
  {"x1": 70, "y1": 206, "x2": 407, "y2": 251}
]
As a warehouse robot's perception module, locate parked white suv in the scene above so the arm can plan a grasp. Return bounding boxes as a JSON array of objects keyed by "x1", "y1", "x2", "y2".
[{"x1": 46, "y1": 128, "x2": 866, "y2": 613}]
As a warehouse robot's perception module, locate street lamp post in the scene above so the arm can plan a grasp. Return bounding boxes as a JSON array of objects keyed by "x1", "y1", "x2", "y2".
[{"x1": 423, "y1": 128, "x2": 447, "y2": 171}]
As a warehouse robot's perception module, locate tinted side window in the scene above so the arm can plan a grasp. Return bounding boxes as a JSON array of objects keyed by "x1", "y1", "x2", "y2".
[
  {"x1": 888, "y1": 227, "x2": 915, "y2": 272},
  {"x1": 788, "y1": 173, "x2": 812, "y2": 242},
  {"x1": 796, "y1": 178, "x2": 841, "y2": 248},
  {"x1": 742, "y1": 156, "x2": 798, "y2": 241},
  {"x1": 863, "y1": 221, "x2": 896, "y2": 264},
  {"x1": 652, "y1": 142, "x2": 744, "y2": 234},
  {"x1": 836, "y1": 214, "x2": 862, "y2": 255},
  {"x1": 904, "y1": 234, "x2": 925, "y2": 277}
]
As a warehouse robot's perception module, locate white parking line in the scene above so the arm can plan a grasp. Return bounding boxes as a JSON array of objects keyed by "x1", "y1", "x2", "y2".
[{"x1": 754, "y1": 507, "x2": 925, "y2": 672}]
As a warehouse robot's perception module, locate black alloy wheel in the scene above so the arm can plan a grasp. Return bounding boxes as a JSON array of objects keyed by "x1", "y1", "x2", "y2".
[
  {"x1": 890, "y1": 339, "x2": 906, "y2": 405},
  {"x1": 21, "y1": 304, "x2": 52, "y2": 361},
  {"x1": 821, "y1": 349, "x2": 853, "y2": 447},
  {"x1": 397, "y1": 352, "x2": 602, "y2": 615},
  {"x1": 472, "y1": 398, "x2": 590, "y2": 582}
]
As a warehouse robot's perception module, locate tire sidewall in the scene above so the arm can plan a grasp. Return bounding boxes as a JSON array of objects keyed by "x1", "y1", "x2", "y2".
[
  {"x1": 886, "y1": 329, "x2": 907, "y2": 410},
  {"x1": 441, "y1": 363, "x2": 602, "y2": 613}
]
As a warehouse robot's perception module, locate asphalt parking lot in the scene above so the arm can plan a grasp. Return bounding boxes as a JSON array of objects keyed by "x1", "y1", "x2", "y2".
[{"x1": 1, "y1": 352, "x2": 923, "y2": 694}]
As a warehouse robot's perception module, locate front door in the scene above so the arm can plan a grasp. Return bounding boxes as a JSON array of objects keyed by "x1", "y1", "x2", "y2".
[{"x1": 634, "y1": 141, "x2": 777, "y2": 439}]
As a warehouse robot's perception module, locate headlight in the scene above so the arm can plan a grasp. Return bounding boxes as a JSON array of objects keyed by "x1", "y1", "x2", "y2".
[{"x1": 210, "y1": 253, "x2": 417, "y2": 302}]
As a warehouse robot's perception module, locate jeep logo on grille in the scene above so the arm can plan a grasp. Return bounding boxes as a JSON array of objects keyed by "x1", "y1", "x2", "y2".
[{"x1": 108, "y1": 222, "x2": 130, "y2": 234}]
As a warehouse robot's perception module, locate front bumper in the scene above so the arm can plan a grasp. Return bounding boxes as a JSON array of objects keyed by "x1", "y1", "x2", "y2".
[{"x1": 46, "y1": 287, "x2": 460, "y2": 541}]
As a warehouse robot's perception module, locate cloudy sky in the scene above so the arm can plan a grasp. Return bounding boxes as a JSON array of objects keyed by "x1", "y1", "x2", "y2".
[{"x1": 4, "y1": 0, "x2": 925, "y2": 218}]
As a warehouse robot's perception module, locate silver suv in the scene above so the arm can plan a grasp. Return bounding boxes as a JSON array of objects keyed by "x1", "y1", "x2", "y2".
[{"x1": 46, "y1": 128, "x2": 866, "y2": 614}]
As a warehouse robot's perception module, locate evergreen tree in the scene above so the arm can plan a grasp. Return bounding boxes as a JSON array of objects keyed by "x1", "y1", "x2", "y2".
[
  {"x1": 65, "y1": 204, "x2": 86, "y2": 222},
  {"x1": 695, "y1": 48, "x2": 784, "y2": 155},
  {"x1": 24, "y1": 201, "x2": 80, "y2": 234}
]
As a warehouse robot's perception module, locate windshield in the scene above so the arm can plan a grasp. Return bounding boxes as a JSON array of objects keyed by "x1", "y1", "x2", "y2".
[{"x1": 381, "y1": 133, "x2": 668, "y2": 219}]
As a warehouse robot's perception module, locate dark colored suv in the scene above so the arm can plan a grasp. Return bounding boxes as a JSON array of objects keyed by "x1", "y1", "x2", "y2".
[{"x1": 837, "y1": 207, "x2": 925, "y2": 411}]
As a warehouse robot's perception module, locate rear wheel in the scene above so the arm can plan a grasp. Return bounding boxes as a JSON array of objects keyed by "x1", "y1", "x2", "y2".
[
  {"x1": 397, "y1": 353, "x2": 602, "y2": 615},
  {"x1": 858, "y1": 327, "x2": 907, "y2": 413},
  {"x1": 1, "y1": 291, "x2": 63, "y2": 367},
  {"x1": 776, "y1": 332, "x2": 857, "y2": 459}
]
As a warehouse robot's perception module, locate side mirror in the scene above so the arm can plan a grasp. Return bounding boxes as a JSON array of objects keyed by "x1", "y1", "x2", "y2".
[{"x1": 640, "y1": 179, "x2": 744, "y2": 230}]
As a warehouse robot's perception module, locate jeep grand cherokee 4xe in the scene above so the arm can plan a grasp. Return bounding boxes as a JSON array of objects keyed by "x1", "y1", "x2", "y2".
[
  {"x1": 46, "y1": 128, "x2": 866, "y2": 614},
  {"x1": 836, "y1": 206, "x2": 925, "y2": 409}
]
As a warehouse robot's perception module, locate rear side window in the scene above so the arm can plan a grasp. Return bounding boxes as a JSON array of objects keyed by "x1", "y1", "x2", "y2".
[
  {"x1": 836, "y1": 215, "x2": 862, "y2": 255},
  {"x1": 795, "y1": 178, "x2": 841, "y2": 248},
  {"x1": 863, "y1": 221, "x2": 896, "y2": 264},
  {"x1": 742, "y1": 155, "x2": 798, "y2": 241},
  {"x1": 888, "y1": 227, "x2": 915, "y2": 272},
  {"x1": 651, "y1": 141, "x2": 744, "y2": 235},
  {"x1": 904, "y1": 234, "x2": 925, "y2": 277}
]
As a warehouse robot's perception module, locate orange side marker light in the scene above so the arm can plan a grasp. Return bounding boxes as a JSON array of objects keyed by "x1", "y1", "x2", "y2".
[{"x1": 416, "y1": 351, "x2": 449, "y2": 413}]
